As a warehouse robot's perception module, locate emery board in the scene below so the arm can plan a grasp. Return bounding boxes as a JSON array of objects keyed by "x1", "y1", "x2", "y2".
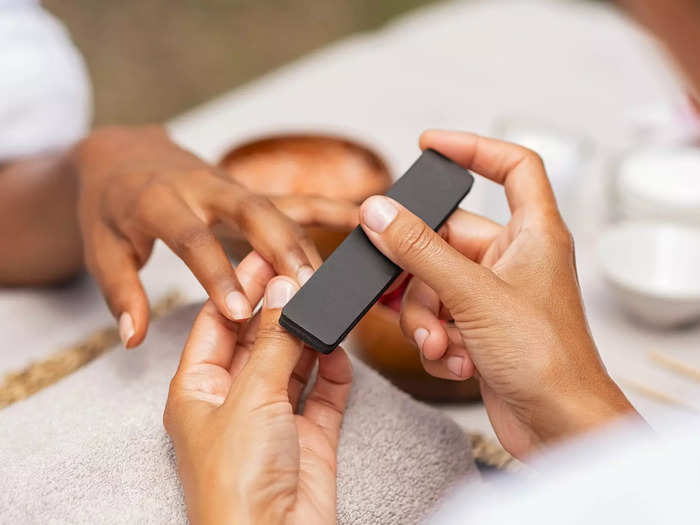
[{"x1": 279, "y1": 148, "x2": 474, "y2": 353}]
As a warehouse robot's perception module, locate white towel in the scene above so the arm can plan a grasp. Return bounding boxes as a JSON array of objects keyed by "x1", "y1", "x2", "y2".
[{"x1": 0, "y1": 303, "x2": 478, "y2": 524}]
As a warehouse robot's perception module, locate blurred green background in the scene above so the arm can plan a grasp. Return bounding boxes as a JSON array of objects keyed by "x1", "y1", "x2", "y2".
[{"x1": 44, "y1": 0, "x2": 443, "y2": 125}]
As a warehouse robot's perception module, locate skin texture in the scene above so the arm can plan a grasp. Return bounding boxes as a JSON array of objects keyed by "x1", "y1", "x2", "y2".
[
  {"x1": 359, "y1": 130, "x2": 639, "y2": 459},
  {"x1": 164, "y1": 251, "x2": 352, "y2": 525},
  {"x1": 0, "y1": 152, "x2": 83, "y2": 285},
  {"x1": 75, "y1": 125, "x2": 358, "y2": 347},
  {"x1": 166, "y1": 131, "x2": 642, "y2": 525}
]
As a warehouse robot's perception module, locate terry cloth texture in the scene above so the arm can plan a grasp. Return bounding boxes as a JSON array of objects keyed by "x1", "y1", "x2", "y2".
[{"x1": 0, "y1": 303, "x2": 479, "y2": 524}]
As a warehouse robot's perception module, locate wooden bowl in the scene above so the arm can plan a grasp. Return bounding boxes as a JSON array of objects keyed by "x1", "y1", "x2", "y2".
[
  {"x1": 218, "y1": 133, "x2": 480, "y2": 402},
  {"x1": 219, "y1": 133, "x2": 391, "y2": 258}
]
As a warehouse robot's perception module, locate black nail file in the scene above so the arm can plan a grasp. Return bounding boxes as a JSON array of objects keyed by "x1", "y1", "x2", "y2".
[{"x1": 279, "y1": 149, "x2": 474, "y2": 353}]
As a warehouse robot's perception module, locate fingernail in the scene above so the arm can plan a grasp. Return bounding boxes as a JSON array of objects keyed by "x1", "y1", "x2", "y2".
[
  {"x1": 297, "y1": 265, "x2": 314, "y2": 286},
  {"x1": 447, "y1": 356, "x2": 464, "y2": 377},
  {"x1": 226, "y1": 291, "x2": 252, "y2": 320},
  {"x1": 414, "y1": 327, "x2": 429, "y2": 352},
  {"x1": 266, "y1": 278, "x2": 297, "y2": 309},
  {"x1": 362, "y1": 196, "x2": 398, "y2": 233},
  {"x1": 119, "y1": 312, "x2": 135, "y2": 348}
]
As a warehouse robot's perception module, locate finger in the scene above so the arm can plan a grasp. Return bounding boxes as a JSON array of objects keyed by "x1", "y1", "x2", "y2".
[
  {"x1": 228, "y1": 311, "x2": 259, "y2": 381},
  {"x1": 179, "y1": 252, "x2": 273, "y2": 371},
  {"x1": 288, "y1": 347, "x2": 317, "y2": 412},
  {"x1": 181, "y1": 303, "x2": 237, "y2": 372},
  {"x1": 235, "y1": 250, "x2": 276, "y2": 308},
  {"x1": 419, "y1": 130, "x2": 559, "y2": 217},
  {"x1": 400, "y1": 278, "x2": 449, "y2": 361},
  {"x1": 165, "y1": 300, "x2": 235, "y2": 439},
  {"x1": 229, "y1": 277, "x2": 302, "y2": 400},
  {"x1": 209, "y1": 186, "x2": 322, "y2": 282},
  {"x1": 442, "y1": 209, "x2": 503, "y2": 262},
  {"x1": 145, "y1": 195, "x2": 252, "y2": 321},
  {"x1": 86, "y1": 226, "x2": 149, "y2": 348},
  {"x1": 360, "y1": 195, "x2": 505, "y2": 316},
  {"x1": 303, "y1": 346, "x2": 353, "y2": 449},
  {"x1": 419, "y1": 345, "x2": 475, "y2": 381},
  {"x1": 269, "y1": 195, "x2": 359, "y2": 231}
]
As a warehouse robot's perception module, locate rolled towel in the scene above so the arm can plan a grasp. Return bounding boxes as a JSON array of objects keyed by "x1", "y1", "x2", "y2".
[{"x1": 0, "y1": 303, "x2": 478, "y2": 524}]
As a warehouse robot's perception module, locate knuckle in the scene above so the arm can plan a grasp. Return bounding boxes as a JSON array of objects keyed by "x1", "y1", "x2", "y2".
[
  {"x1": 135, "y1": 180, "x2": 176, "y2": 219},
  {"x1": 256, "y1": 322, "x2": 290, "y2": 344},
  {"x1": 173, "y1": 226, "x2": 215, "y2": 256},
  {"x1": 236, "y1": 194, "x2": 275, "y2": 227},
  {"x1": 541, "y1": 221, "x2": 574, "y2": 253},
  {"x1": 243, "y1": 194, "x2": 274, "y2": 216},
  {"x1": 520, "y1": 147, "x2": 545, "y2": 171},
  {"x1": 144, "y1": 178, "x2": 175, "y2": 200},
  {"x1": 393, "y1": 221, "x2": 437, "y2": 261}
]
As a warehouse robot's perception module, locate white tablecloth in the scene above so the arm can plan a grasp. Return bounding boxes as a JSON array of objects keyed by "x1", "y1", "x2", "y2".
[{"x1": 3, "y1": 0, "x2": 699, "y2": 435}]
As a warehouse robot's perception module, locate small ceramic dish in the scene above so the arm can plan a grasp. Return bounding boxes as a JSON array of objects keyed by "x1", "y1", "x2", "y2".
[
  {"x1": 615, "y1": 147, "x2": 700, "y2": 225},
  {"x1": 598, "y1": 221, "x2": 700, "y2": 327}
]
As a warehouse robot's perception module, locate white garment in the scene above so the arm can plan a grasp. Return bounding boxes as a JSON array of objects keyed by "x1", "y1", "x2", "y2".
[
  {"x1": 432, "y1": 414, "x2": 700, "y2": 524},
  {"x1": 0, "y1": 0, "x2": 91, "y2": 160}
]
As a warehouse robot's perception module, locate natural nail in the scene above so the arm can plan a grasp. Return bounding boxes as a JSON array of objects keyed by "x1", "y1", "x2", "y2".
[
  {"x1": 266, "y1": 278, "x2": 297, "y2": 309},
  {"x1": 119, "y1": 312, "x2": 135, "y2": 348},
  {"x1": 362, "y1": 196, "x2": 398, "y2": 233},
  {"x1": 414, "y1": 328, "x2": 429, "y2": 352},
  {"x1": 297, "y1": 265, "x2": 314, "y2": 286},
  {"x1": 226, "y1": 291, "x2": 252, "y2": 320},
  {"x1": 447, "y1": 356, "x2": 464, "y2": 377}
]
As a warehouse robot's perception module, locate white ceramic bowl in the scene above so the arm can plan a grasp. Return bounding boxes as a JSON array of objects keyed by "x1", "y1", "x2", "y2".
[
  {"x1": 598, "y1": 222, "x2": 700, "y2": 327},
  {"x1": 616, "y1": 147, "x2": 700, "y2": 225}
]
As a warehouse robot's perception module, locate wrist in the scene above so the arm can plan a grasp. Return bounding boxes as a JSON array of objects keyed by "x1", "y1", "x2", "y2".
[
  {"x1": 187, "y1": 476, "x2": 288, "y2": 525},
  {"x1": 537, "y1": 374, "x2": 639, "y2": 445}
]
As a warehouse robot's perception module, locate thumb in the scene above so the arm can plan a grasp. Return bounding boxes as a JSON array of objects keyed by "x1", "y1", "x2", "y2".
[
  {"x1": 359, "y1": 195, "x2": 501, "y2": 315},
  {"x1": 227, "y1": 276, "x2": 303, "y2": 404}
]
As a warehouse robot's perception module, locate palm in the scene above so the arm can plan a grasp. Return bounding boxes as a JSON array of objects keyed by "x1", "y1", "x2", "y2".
[
  {"x1": 179, "y1": 310, "x2": 341, "y2": 525},
  {"x1": 288, "y1": 417, "x2": 339, "y2": 524},
  {"x1": 453, "y1": 212, "x2": 541, "y2": 458}
]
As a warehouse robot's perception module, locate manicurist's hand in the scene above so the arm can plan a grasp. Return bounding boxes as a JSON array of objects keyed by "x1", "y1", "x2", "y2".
[
  {"x1": 164, "y1": 251, "x2": 352, "y2": 525},
  {"x1": 76, "y1": 125, "x2": 358, "y2": 348},
  {"x1": 360, "y1": 130, "x2": 638, "y2": 459}
]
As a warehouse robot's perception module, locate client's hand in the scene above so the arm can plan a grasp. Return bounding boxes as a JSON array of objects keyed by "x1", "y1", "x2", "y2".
[
  {"x1": 76, "y1": 125, "x2": 358, "y2": 348},
  {"x1": 164, "y1": 251, "x2": 352, "y2": 525},
  {"x1": 360, "y1": 130, "x2": 637, "y2": 459}
]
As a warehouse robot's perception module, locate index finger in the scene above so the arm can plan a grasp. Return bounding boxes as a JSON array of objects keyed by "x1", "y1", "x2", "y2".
[
  {"x1": 208, "y1": 184, "x2": 322, "y2": 281},
  {"x1": 178, "y1": 250, "x2": 275, "y2": 371},
  {"x1": 419, "y1": 130, "x2": 559, "y2": 217}
]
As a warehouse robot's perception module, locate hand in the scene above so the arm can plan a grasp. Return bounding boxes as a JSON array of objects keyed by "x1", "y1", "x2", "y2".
[
  {"x1": 164, "y1": 251, "x2": 352, "y2": 525},
  {"x1": 76, "y1": 125, "x2": 357, "y2": 348},
  {"x1": 359, "y1": 130, "x2": 637, "y2": 459}
]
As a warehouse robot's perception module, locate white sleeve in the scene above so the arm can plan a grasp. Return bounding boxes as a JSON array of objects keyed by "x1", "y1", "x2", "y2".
[
  {"x1": 0, "y1": 0, "x2": 92, "y2": 160},
  {"x1": 431, "y1": 416, "x2": 700, "y2": 525}
]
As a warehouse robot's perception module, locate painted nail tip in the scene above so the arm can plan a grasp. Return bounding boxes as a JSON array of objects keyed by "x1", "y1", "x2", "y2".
[
  {"x1": 447, "y1": 356, "x2": 464, "y2": 377},
  {"x1": 225, "y1": 291, "x2": 252, "y2": 320},
  {"x1": 363, "y1": 196, "x2": 398, "y2": 233},
  {"x1": 119, "y1": 312, "x2": 135, "y2": 348},
  {"x1": 297, "y1": 265, "x2": 314, "y2": 286},
  {"x1": 266, "y1": 279, "x2": 297, "y2": 309},
  {"x1": 414, "y1": 327, "x2": 429, "y2": 351}
]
